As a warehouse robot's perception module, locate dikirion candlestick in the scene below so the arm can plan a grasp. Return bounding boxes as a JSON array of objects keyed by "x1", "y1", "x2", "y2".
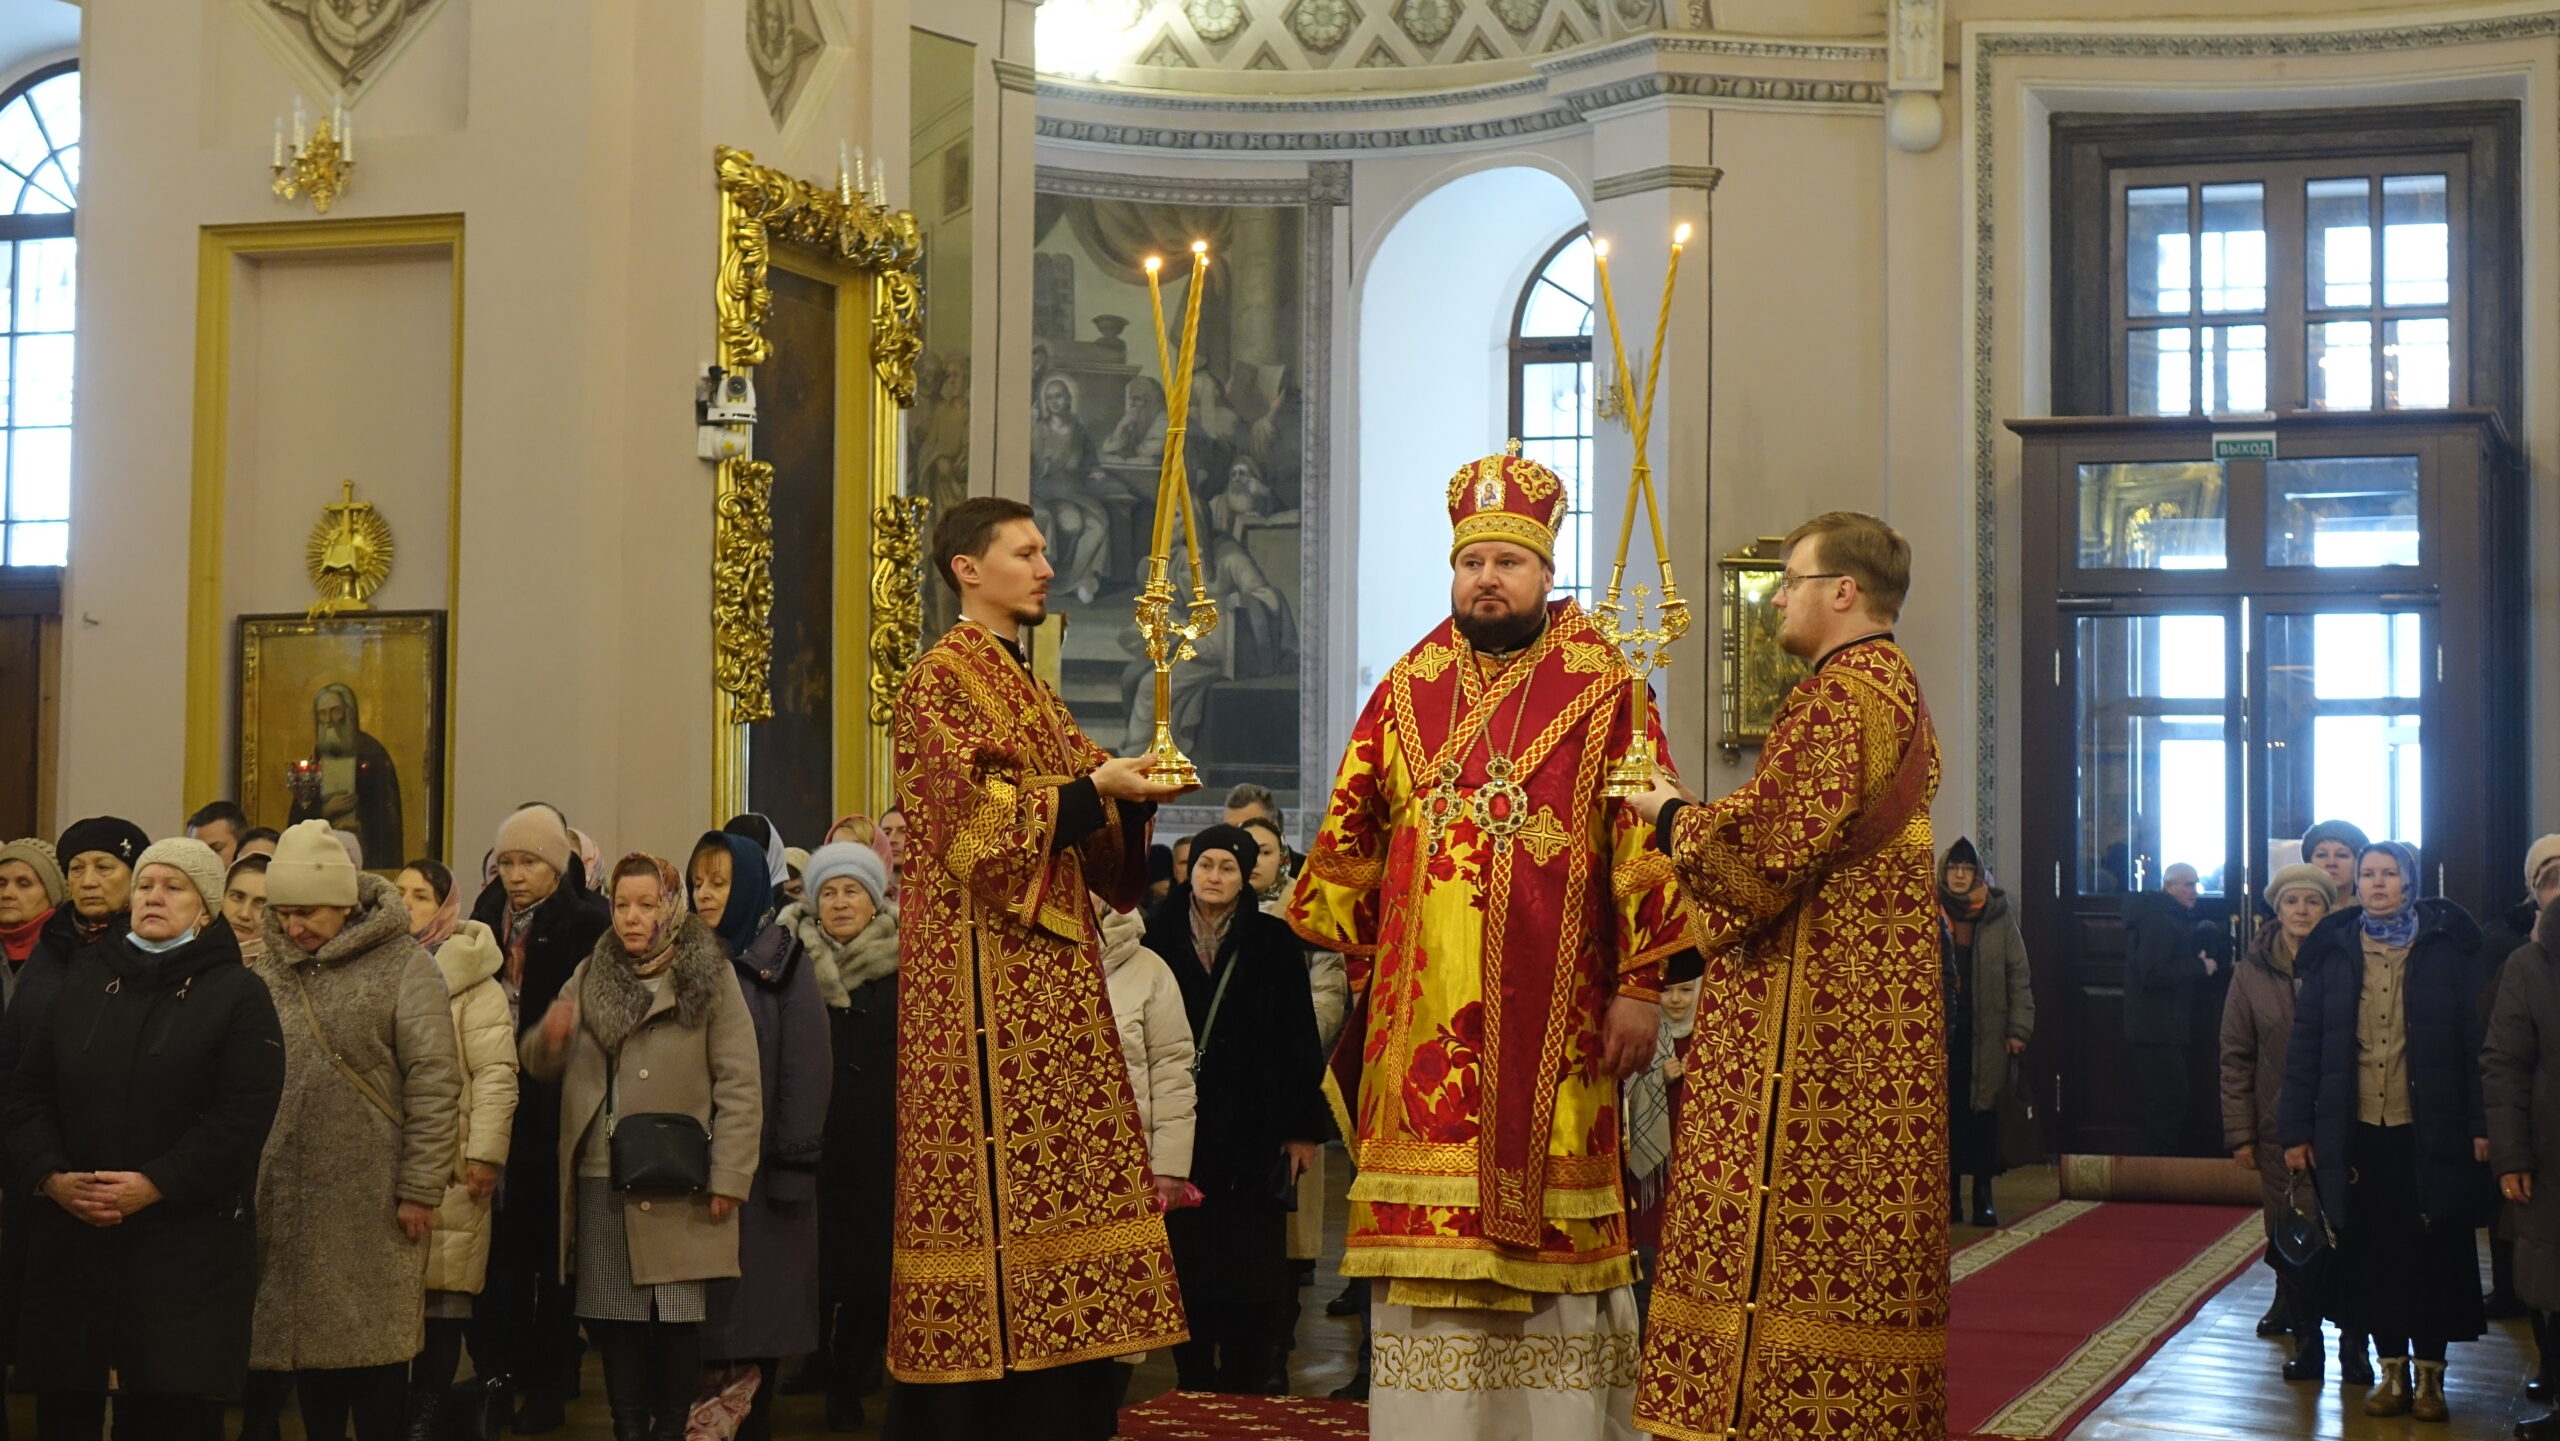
[
  {"x1": 1131, "y1": 240, "x2": 1220, "y2": 788},
  {"x1": 1590, "y1": 222, "x2": 1697, "y2": 798}
]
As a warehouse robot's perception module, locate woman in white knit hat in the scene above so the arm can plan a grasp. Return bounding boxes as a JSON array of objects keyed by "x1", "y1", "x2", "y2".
[
  {"x1": 0, "y1": 837, "x2": 285, "y2": 1440},
  {"x1": 248, "y1": 820, "x2": 463, "y2": 1441}
]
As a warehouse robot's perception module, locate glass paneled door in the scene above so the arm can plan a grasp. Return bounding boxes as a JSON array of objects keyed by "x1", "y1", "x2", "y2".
[
  {"x1": 2055, "y1": 601, "x2": 2243, "y2": 1156},
  {"x1": 2255, "y1": 602, "x2": 2435, "y2": 893}
]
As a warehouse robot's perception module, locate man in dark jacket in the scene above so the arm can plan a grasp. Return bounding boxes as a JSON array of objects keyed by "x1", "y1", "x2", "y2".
[
  {"x1": 466, "y1": 805, "x2": 609, "y2": 1434},
  {"x1": 2125, "y1": 863, "x2": 2224, "y2": 1154}
]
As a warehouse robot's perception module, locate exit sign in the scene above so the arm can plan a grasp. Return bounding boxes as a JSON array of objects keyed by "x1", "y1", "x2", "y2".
[{"x1": 2213, "y1": 431, "x2": 2277, "y2": 461}]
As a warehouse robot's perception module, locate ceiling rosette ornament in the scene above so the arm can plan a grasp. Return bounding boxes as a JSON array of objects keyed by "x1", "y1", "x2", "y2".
[
  {"x1": 748, "y1": 0, "x2": 827, "y2": 129},
  {"x1": 1184, "y1": 0, "x2": 1249, "y2": 43},
  {"x1": 1491, "y1": 0, "x2": 1547, "y2": 36},
  {"x1": 1395, "y1": 0, "x2": 1459, "y2": 48},
  {"x1": 251, "y1": 0, "x2": 450, "y2": 95},
  {"x1": 1288, "y1": 0, "x2": 1360, "y2": 54}
]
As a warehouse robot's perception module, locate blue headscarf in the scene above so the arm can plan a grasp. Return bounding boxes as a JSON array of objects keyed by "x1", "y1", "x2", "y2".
[
  {"x1": 692, "y1": 830, "x2": 772, "y2": 957},
  {"x1": 2357, "y1": 840, "x2": 2423, "y2": 949}
]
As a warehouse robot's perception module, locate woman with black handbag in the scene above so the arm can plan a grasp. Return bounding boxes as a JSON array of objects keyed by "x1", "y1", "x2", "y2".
[
  {"x1": 523, "y1": 854, "x2": 762, "y2": 1441},
  {"x1": 2280, "y1": 840, "x2": 2489, "y2": 1424},
  {"x1": 1143, "y1": 825, "x2": 1328, "y2": 1395},
  {"x1": 2222, "y1": 863, "x2": 2366, "y2": 1384}
]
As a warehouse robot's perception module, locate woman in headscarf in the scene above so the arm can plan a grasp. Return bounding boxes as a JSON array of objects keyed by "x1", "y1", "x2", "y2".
[
  {"x1": 2222, "y1": 863, "x2": 2357, "y2": 1382},
  {"x1": 395, "y1": 857, "x2": 521, "y2": 1437},
  {"x1": 522, "y1": 854, "x2": 759, "y2": 1441},
  {"x1": 1939, "y1": 838, "x2": 2033, "y2": 1229},
  {"x1": 1142, "y1": 825, "x2": 1328, "y2": 1394},
  {"x1": 718, "y1": 816, "x2": 790, "y2": 913},
  {"x1": 690, "y1": 831, "x2": 826, "y2": 1441},
  {"x1": 0, "y1": 837, "x2": 62, "y2": 1001},
  {"x1": 2281, "y1": 840, "x2": 2488, "y2": 1421}
]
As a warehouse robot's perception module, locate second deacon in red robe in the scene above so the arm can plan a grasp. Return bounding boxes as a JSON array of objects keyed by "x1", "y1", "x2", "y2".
[
  {"x1": 1288, "y1": 449, "x2": 1697, "y2": 1441},
  {"x1": 1630, "y1": 511, "x2": 1947, "y2": 1441}
]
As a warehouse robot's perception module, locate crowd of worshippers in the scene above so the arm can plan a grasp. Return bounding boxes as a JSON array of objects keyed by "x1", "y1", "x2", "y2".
[
  {"x1": 0, "y1": 780, "x2": 1400, "y2": 1441},
  {"x1": 1934, "y1": 815, "x2": 2560, "y2": 1433}
]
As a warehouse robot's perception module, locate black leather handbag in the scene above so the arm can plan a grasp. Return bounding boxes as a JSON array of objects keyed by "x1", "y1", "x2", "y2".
[
  {"x1": 2270, "y1": 1170, "x2": 2335, "y2": 1290},
  {"x1": 605, "y1": 1055, "x2": 712, "y2": 1195},
  {"x1": 610, "y1": 1112, "x2": 712, "y2": 1195}
]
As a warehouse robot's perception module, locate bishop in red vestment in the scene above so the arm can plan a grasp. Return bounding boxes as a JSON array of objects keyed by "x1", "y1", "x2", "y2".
[
  {"x1": 1631, "y1": 511, "x2": 1947, "y2": 1441},
  {"x1": 1290, "y1": 450, "x2": 1696, "y2": 1440}
]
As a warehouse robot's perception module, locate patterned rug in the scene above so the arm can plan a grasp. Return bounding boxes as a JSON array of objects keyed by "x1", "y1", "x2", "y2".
[
  {"x1": 1945, "y1": 1200, "x2": 2264, "y2": 1439},
  {"x1": 1118, "y1": 1391, "x2": 1370, "y2": 1439}
]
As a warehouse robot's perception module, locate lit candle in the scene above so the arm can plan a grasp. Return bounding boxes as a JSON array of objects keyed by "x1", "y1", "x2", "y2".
[
  {"x1": 838, "y1": 139, "x2": 851, "y2": 204},
  {"x1": 272, "y1": 115, "x2": 285, "y2": 168},
  {"x1": 869, "y1": 162, "x2": 887, "y2": 208},
  {"x1": 1142, "y1": 257, "x2": 1175, "y2": 559},
  {"x1": 340, "y1": 112, "x2": 353, "y2": 163},
  {"x1": 293, "y1": 96, "x2": 306, "y2": 148},
  {"x1": 1173, "y1": 243, "x2": 1210, "y2": 593}
]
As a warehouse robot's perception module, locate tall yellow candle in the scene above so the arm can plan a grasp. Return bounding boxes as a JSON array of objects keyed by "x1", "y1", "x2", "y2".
[{"x1": 1171, "y1": 245, "x2": 1210, "y2": 588}]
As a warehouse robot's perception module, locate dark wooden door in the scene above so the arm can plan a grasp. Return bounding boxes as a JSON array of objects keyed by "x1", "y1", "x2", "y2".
[
  {"x1": 0, "y1": 570, "x2": 60, "y2": 841},
  {"x1": 2012, "y1": 411, "x2": 2517, "y2": 1157}
]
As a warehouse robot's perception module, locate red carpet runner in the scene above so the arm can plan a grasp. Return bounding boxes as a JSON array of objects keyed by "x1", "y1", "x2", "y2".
[
  {"x1": 1118, "y1": 1391, "x2": 1368, "y2": 1438},
  {"x1": 1945, "y1": 1199, "x2": 2264, "y2": 1439}
]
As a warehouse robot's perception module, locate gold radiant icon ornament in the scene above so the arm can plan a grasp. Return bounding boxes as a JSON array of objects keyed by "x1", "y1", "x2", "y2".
[
  {"x1": 306, "y1": 479, "x2": 394, "y2": 618},
  {"x1": 1131, "y1": 242, "x2": 1221, "y2": 789},
  {"x1": 1590, "y1": 223, "x2": 1698, "y2": 797}
]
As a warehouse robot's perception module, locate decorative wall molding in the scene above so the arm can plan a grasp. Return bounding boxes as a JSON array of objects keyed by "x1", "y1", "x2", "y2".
[
  {"x1": 994, "y1": 57, "x2": 1041, "y2": 93},
  {"x1": 1035, "y1": 107, "x2": 1586, "y2": 151},
  {"x1": 1036, "y1": 73, "x2": 1552, "y2": 113},
  {"x1": 1960, "y1": 6, "x2": 2560, "y2": 867},
  {"x1": 1888, "y1": 0, "x2": 1942, "y2": 92},
  {"x1": 1536, "y1": 30, "x2": 1887, "y2": 75},
  {"x1": 1591, "y1": 162, "x2": 1721, "y2": 199},
  {"x1": 1561, "y1": 69, "x2": 1886, "y2": 115},
  {"x1": 1041, "y1": 0, "x2": 1640, "y2": 77},
  {"x1": 231, "y1": 0, "x2": 454, "y2": 103}
]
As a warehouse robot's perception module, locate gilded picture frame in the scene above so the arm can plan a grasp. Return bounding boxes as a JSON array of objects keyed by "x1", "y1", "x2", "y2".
[
  {"x1": 710, "y1": 146, "x2": 927, "y2": 821},
  {"x1": 1717, "y1": 539, "x2": 1813, "y2": 761},
  {"x1": 235, "y1": 610, "x2": 448, "y2": 872}
]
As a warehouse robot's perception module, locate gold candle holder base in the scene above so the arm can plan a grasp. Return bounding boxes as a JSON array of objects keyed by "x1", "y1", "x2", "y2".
[
  {"x1": 1147, "y1": 723, "x2": 1202, "y2": 791},
  {"x1": 1603, "y1": 736, "x2": 1659, "y2": 799}
]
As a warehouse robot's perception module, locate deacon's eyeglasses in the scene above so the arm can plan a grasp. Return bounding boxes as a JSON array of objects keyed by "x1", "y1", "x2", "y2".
[{"x1": 1778, "y1": 572, "x2": 1847, "y2": 589}]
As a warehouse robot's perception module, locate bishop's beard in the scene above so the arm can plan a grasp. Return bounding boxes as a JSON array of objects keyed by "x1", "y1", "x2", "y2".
[{"x1": 1452, "y1": 603, "x2": 1545, "y2": 655}]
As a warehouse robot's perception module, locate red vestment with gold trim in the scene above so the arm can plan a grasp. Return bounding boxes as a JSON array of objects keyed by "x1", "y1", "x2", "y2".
[
  {"x1": 886, "y1": 621, "x2": 1187, "y2": 1382},
  {"x1": 1634, "y1": 638, "x2": 1947, "y2": 1441},
  {"x1": 1288, "y1": 598, "x2": 1693, "y2": 1299}
]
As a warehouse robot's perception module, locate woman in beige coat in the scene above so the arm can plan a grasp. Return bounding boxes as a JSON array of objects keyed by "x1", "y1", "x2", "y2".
[
  {"x1": 395, "y1": 856, "x2": 519, "y2": 1436},
  {"x1": 522, "y1": 854, "x2": 760, "y2": 1441},
  {"x1": 249, "y1": 821, "x2": 463, "y2": 1441}
]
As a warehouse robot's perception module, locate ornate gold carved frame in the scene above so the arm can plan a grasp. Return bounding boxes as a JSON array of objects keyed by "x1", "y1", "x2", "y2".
[{"x1": 710, "y1": 146, "x2": 926, "y2": 820}]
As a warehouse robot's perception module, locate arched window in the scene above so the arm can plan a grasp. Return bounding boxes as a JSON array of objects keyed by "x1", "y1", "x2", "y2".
[
  {"x1": 0, "y1": 62, "x2": 74, "y2": 568},
  {"x1": 1508, "y1": 227, "x2": 1593, "y2": 601}
]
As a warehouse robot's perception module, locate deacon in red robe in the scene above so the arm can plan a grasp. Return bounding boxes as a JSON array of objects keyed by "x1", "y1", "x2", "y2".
[
  {"x1": 1289, "y1": 448, "x2": 1696, "y2": 1441},
  {"x1": 1630, "y1": 510, "x2": 1947, "y2": 1441},
  {"x1": 885, "y1": 497, "x2": 1191, "y2": 1441}
]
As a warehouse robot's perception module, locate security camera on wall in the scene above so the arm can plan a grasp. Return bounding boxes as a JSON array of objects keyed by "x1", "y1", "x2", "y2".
[{"x1": 696, "y1": 364, "x2": 756, "y2": 461}]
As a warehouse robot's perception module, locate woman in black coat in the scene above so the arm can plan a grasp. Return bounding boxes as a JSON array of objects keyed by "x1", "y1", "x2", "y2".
[
  {"x1": 1143, "y1": 825, "x2": 1329, "y2": 1395},
  {"x1": 467, "y1": 807, "x2": 611, "y2": 1431},
  {"x1": 2484, "y1": 896, "x2": 2560, "y2": 1440},
  {"x1": 2, "y1": 839, "x2": 284, "y2": 1441},
  {"x1": 2278, "y1": 840, "x2": 2489, "y2": 1423}
]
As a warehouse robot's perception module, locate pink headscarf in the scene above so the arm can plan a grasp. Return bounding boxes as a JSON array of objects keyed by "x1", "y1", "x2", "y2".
[
  {"x1": 411, "y1": 876, "x2": 463, "y2": 952},
  {"x1": 571, "y1": 828, "x2": 605, "y2": 888},
  {"x1": 607, "y1": 852, "x2": 688, "y2": 969}
]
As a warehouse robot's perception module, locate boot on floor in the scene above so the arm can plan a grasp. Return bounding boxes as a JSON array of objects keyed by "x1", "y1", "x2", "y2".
[
  {"x1": 2256, "y1": 1274, "x2": 2296, "y2": 1338},
  {"x1": 1326, "y1": 1277, "x2": 1367, "y2": 1318},
  {"x1": 2338, "y1": 1331, "x2": 2375, "y2": 1386},
  {"x1": 1969, "y1": 1175, "x2": 1997, "y2": 1229},
  {"x1": 2410, "y1": 1359, "x2": 2447, "y2": 1422},
  {"x1": 2364, "y1": 1357, "x2": 2413, "y2": 1417},
  {"x1": 401, "y1": 1388, "x2": 439, "y2": 1441},
  {"x1": 2280, "y1": 1322, "x2": 2323, "y2": 1382}
]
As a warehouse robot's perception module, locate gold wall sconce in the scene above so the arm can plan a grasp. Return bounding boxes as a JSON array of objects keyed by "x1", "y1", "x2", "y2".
[{"x1": 272, "y1": 95, "x2": 355, "y2": 214}]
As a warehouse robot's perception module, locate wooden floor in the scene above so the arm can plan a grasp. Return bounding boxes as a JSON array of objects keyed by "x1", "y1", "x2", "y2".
[{"x1": 28, "y1": 1161, "x2": 2538, "y2": 1439}]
